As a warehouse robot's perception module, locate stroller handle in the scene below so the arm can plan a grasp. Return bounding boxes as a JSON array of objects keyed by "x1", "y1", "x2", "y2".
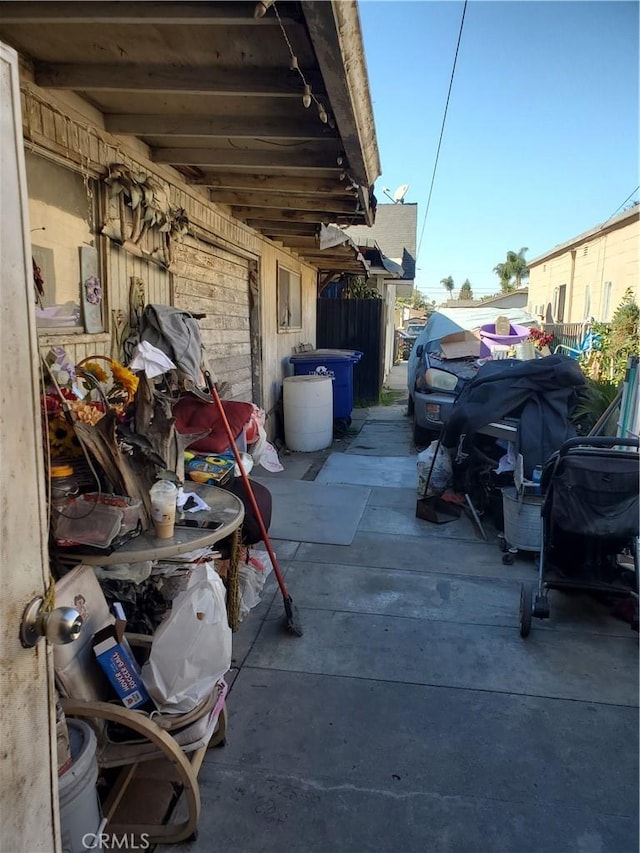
[{"x1": 558, "y1": 436, "x2": 639, "y2": 457}]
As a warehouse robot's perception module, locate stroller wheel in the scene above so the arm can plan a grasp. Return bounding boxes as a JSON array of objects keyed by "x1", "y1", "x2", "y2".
[
  {"x1": 519, "y1": 584, "x2": 533, "y2": 637},
  {"x1": 498, "y1": 535, "x2": 507, "y2": 553},
  {"x1": 502, "y1": 552, "x2": 514, "y2": 565}
]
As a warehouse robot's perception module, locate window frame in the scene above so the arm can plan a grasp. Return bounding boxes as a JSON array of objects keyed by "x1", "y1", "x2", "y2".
[
  {"x1": 277, "y1": 262, "x2": 302, "y2": 332},
  {"x1": 601, "y1": 281, "x2": 612, "y2": 322},
  {"x1": 26, "y1": 148, "x2": 105, "y2": 337}
]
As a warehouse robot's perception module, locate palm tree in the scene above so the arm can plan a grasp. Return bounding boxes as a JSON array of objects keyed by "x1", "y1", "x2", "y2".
[
  {"x1": 493, "y1": 247, "x2": 529, "y2": 294},
  {"x1": 506, "y1": 247, "x2": 529, "y2": 289},
  {"x1": 459, "y1": 279, "x2": 473, "y2": 300},
  {"x1": 440, "y1": 275, "x2": 455, "y2": 297}
]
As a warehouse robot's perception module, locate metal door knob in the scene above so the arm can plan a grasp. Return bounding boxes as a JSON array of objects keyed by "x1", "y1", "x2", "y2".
[{"x1": 20, "y1": 597, "x2": 83, "y2": 648}]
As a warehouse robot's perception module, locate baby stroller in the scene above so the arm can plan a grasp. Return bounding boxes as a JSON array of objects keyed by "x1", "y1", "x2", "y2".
[{"x1": 519, "y1": 436, "x2": 639, "y2": 637}]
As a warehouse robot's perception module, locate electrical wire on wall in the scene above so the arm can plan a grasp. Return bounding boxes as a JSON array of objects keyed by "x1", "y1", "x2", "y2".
[{"x1": 416, "y1": 0, "x2": 468, "y2": 262}]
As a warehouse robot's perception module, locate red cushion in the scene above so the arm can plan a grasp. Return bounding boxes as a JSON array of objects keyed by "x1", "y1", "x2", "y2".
[{"x1": 173, "y1": 395, "x2": 253, "y2": 454}]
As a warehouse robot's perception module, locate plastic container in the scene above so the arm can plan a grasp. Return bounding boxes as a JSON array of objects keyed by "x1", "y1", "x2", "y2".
[
  {"x1": 289, "y1": 349, "x2": 363, "y2": 419},
  {"x1": 50, "y1": 465, "x2": 79, "y2": 510},
  {"x1": 75, "y1": 493, "x2": 143, "y2": 534},
  {"x1": 515, "y1": 340, "x2": 536, "y2": 361},
  {"x1": 55, "y1": 502, "x2": 124, "y2": 548},
  {"x1": 283, "y1": 375, "x2": 333, "y2": 451},
  {"x1": 58, "y1": 720, "x2": 103, "y2": 853},
  {"x1": 149, "y1": 480, "x2": 178, "y2": 539},
  {"x1": 479, "y1": 323, "x2": 530, "y2": 358},
  {"x1": 502, "y1": 487, "x2": 543, "y2": 552}
]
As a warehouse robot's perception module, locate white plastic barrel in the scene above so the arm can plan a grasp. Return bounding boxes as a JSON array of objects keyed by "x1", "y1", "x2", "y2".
[
  {"x1": 59, "y1": 720, "x2": 103, "y2": 853},
  {"x1": 283, "y1": 375, "x2": 333, "y2": 451}
]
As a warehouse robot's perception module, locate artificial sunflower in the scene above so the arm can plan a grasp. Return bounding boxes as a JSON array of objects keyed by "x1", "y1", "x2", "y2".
[
  {"x1": 111, "y1": 360, "x2": 139, "y2": 399},
  {"x1": 47, "y1": 416, "x2": 83, "y2": 457},
  {"x1": 81, "y1": 361, "x2": 109, "y2": 383}
]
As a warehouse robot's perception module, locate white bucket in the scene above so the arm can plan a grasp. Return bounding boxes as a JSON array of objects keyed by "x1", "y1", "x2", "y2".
[
  {"x1": 283, "y1": 375, "x2": 333, "y2": 451},
  {"x1": 59, "y1": 720, "x2": 103, "y2": 853}
]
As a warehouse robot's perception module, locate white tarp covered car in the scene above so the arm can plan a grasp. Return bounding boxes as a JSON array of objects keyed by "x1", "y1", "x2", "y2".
[{"x1": 407, "y1": 306, "x2": 538, "y2": 444}]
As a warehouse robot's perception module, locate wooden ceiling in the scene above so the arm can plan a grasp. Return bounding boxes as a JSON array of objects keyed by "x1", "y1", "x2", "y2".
[{"x1": 0, "y1": 0, "x2": 380, "y2": 273}]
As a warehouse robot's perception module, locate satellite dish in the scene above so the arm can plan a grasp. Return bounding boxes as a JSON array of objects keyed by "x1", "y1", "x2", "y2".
[
  {"x1": 393, "y1": 184, "x2": 409, "y2": 203},
  {"x1": 381, "y1": 184, "x2": 410, "y2": 204}
]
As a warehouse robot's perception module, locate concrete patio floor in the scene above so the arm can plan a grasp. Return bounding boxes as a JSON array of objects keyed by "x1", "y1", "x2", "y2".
[{"x1": 163, "y1": 365, "x2": 639, "y2": 853}]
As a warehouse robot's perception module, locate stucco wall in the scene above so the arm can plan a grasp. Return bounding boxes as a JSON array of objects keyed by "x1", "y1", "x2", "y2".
[
  {"x1": 528, "y1": 216, "x2": 639, "y2": 323},
  {"x1": 21, "y1": 79, "x2": 317, "y2": 434}
]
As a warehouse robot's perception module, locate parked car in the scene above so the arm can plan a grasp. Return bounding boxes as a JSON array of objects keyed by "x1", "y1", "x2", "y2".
[
  {"x1": 398, "y1": 322, "x2": 426, "y2": 360},
  {"x1": 407, "y1": 307, "x2": 537, "y2": 444}
]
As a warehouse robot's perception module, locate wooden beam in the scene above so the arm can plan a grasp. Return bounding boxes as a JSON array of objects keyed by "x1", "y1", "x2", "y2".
[
  {"x1": 197, "y1": 174, "x2": 347, "y2": 195},
  {"x1": 300, "y1": 257, "x2": 365, "y2": 272},
  {"x1": 246, "y1": 221, "x2": 319, "y2": 235},
  {"x1": 272, "y1": 236, "x2": 320, "y2": 248},
  {"x1": 209, "y1": 191, "x2": 356, "y2": 213},
  {"x1": 154, "y1": 149, "x2": 339, "y2": 170},
  {"x1": 0, "y1": 2, "x2": 300, "y2": 25},
  {"x1": 301, "y1": 0, "x2": 381, "y2": 195},
  {"x1": 319, "y1": 271, "x2": 337, "y2": 293},
  {"x1": 104, "y1": 114, "x2": 335, "y2": 140},
  {"x1": 232, "y1": 207, "x2": 336, "y2": 224},
  {"x1": 35, "y1": 64, "x2": 324, "y2": 97}
]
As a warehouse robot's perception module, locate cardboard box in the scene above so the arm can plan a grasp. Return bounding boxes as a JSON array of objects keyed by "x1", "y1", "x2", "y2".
[
  {"x1": 93, "y1": 625, "x2": 151, "y2": 710},
  {"x1": 440, "y1": 330, "x2": 481, "y2": 359}
]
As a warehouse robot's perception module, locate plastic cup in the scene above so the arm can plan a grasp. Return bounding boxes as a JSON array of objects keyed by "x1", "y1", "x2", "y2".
[{"x1": 149, "y1": 481, "x2": 178, "y2": 539}]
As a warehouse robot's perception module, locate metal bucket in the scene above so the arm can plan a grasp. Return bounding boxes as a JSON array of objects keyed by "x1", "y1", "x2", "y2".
[{"x1": 502, "y1": 487, "x2": 542, "y2": 551}]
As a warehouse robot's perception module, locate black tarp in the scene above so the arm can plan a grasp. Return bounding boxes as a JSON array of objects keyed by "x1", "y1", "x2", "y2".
[{"x1": 442, "y1": 355, "x2": 587, "y2": 477}]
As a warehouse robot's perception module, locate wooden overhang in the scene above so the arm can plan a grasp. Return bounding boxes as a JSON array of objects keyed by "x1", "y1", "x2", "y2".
[{"x1": 0, "y1": 0, "x2": 380, "y2": 272}]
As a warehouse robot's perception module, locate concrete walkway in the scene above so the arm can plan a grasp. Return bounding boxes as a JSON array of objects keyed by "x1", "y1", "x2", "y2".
[{"x1": 165, "y1": 365, "x2": 639, "y2": 853}]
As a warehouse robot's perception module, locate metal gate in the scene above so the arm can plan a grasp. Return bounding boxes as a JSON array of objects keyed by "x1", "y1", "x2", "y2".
[{"x1": 316, "y1": 298, "x2": 384, "y2": 406}]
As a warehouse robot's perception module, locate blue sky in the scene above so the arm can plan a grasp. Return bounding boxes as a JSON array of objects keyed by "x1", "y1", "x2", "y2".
[{"x1": 359, "y1": 0, "x2": 639, "y2": 301}]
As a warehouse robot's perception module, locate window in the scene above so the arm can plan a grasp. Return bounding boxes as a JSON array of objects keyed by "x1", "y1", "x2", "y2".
[
  {"x1": 584, "y1": 285, "x2": 591, "y2": 320},
  {"x1": 277, "y1": 264, "x2": 302, "y2": 330},
  {"x1": 601, "y1": 281, "x2": 612, "y2": 321},
  {"x1": 26, "y1": 152, "x2": 102, "y2": 334},
  {"x1": 553, "y1": 284, "x2": 567, "y2": 322}
]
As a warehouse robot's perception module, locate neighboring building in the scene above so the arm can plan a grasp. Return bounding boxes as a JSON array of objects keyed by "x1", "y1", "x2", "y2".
[
  {"x1": 527, "y1": 207, "x2": 639, "y2": 324},
  {"x1": 442, "y1": 289, "x2": 529, "y2": 311},
  {"x1": 480, "y1": 289, "x2": 529, "y2": 309},
  {"x1": 343, "y1": 202, "x2": 418, "y2": 378}
]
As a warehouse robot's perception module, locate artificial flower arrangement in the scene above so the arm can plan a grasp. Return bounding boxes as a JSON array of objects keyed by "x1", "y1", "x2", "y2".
[
  {"x1": 528, "y1": 327, "x2": 554, "y2": 352},
  {"x1": 41, "y1": 349, "x2": 139, "y2": 459}
]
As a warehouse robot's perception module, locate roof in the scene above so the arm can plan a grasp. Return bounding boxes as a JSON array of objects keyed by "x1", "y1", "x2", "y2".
[
  {"x1": 529, "y1": 206, "x2": 640, "y2": 267},
  {"x1": 480, "y1": 289, "x2": 528, "y2": 306},
  {"x1": 0, "y1": 0, "x2": 381, "y2": 262},
  {"x1": 343, "y1": 202, "x2": 417, "y2": 280}
]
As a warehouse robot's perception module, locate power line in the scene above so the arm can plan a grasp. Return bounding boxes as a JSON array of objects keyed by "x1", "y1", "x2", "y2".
[
  {"x1": 416, "y1": 0, "x2": 468, "y2": 261},
  {"x1": 600, "y1": 185, "x2": 639, "y2": 228}
]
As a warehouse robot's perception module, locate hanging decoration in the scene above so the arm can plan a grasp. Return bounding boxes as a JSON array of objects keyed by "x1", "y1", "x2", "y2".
[
  {"x1": 272, "y1": 3, "x2": 332, "y2": 125},
  {"x1": 101, "y1": 164, "x2": 189, "y2": 268}
]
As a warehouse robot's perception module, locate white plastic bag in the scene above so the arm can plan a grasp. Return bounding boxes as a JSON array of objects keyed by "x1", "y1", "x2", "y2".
[
  {"x1": 417, "y1": 441, "x2": 453, "y2": 497},
  {"x1": 141, "y1": 563, "x2": 231, "y2": 714},
  {"x1": 238, "y1": 548, "x2": 274, "y2": 622}
]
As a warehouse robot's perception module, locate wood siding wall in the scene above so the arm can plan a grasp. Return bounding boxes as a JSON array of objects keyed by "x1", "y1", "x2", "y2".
[
  {"x1": 21, "y1": 80, "x2": 317, "y2": 432},
  {"x1": 173, "y1": 238, "x2": 252, "y2": 402}
]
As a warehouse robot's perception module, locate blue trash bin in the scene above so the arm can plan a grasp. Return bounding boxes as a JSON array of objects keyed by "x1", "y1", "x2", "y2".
[{"x1": 289, "y1": 349, "x2": 363, "y2": 420}]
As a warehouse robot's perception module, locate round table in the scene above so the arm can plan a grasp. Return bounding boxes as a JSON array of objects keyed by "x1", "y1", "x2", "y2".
[{"x1": 63, "y1": 482, "x2": 245, "y2": 566}]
